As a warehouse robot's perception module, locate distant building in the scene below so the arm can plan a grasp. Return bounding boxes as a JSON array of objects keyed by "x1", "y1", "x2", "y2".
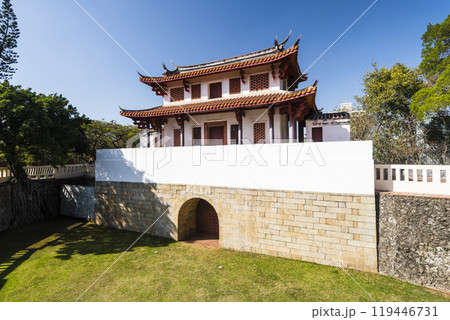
[
  {"x1": 305, "y1": 112, "x2": 350, "y2": 142},
  {"x1": 339, "y1": 102, "x2": 353, "y2": 112}
]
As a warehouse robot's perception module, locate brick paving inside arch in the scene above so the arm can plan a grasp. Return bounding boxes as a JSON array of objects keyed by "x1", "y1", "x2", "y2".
[{"x1": 181, "y1": 234, "x2": 220, "y2": 249}]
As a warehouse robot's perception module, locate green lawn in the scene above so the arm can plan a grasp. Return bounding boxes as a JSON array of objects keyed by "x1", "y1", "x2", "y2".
[{"x1": 0, "y1": 217, "x2": 447, "y2": 302}]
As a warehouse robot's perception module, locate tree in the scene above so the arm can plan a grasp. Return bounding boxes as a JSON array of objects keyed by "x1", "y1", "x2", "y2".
[
  {"x1": 0, "y1": 0, "x2": 19, "y2": 79},
  {"x1": 350, "y1": 107, "x2": 376, "y2": 141},
  {"x1": 354, "y1": 63, "x2": 424, "y2": 163},
  {"x1": 0, "y1": 81, "x2": 88, "y2": 225},
  {"x1": 82, "y1": 120, "x2": 140, "y2": 162},
  {"x1": 411, "y1": 15, "x2": 449, "y2": 119}
]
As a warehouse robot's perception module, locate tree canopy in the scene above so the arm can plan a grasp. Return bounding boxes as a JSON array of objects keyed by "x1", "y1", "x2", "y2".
[
  {"x1": 418, "y1": 14, "x2": 450, "y2": 81},
  {"x1": 353, "y1": 15, "x2": 450, "y2": 164},
  {"x1": 0, "y1": 81, "x2": 88, "y2": 178},
  {"x1": 0, "y1": 0, "x2": 19, "y2": 79},
  {"x1": 411, "y1": 15, "x2": 450, "y2": 119},
  {"x1": 82, "y1": 120, "x2": 140, "y2": 162},
  {"x1": 354, "y1": 63, "x2": 425, "y2": 163}
]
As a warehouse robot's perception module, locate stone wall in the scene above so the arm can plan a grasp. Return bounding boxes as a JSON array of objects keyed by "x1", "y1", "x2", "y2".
[
  {"x1": 0, "y1": 184, "x2": 12, "y2": 231},
  {"x1": 0, "y1": 182, "x2": 59, "y2": 230},
  {"x1": 377, "y1": 192, "x2": 449, "y2": 292},
  {"x1": 60, "y1": 185, "x2": 94, "y2": 220},
  {"x1": 95, "y1": 181, "x2": 377, "y2": 272}
]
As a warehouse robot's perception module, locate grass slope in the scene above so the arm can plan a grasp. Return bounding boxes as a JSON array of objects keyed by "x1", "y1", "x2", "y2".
[{"x1": 0, "y1": 217, "x2": 447, "y2": 302}]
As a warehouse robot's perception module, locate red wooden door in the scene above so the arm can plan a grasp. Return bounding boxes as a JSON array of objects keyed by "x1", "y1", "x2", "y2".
[
  {"x1": 209, "y1": 126, "x2": 224, "y2": 145},
  {"x1": 196, "y1": 199, "x2": 219, "y2": 236},
  {"x1": 312, "y1": 127, "x2": 323, "y2": 142}
]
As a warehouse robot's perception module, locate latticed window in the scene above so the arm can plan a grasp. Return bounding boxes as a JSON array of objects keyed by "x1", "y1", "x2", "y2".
[
  {"x1": 191, "y1": 84, "x2": 201, "y2": 100},
  {"x1": 170, "y1": 87, "x2": 184, "y2": 102},
  {"x1": 250, "y1": 73, "x2": 269, "y2": 92},
  {"x1": 253, "y1": 122, "x2": 266, "y2": 143},
  {"x1": 173, "y1": 128, "x2": 181, "y2": 146},
  {"x1": 229, "y1": 78, "x2": 241, "y2": 94}
]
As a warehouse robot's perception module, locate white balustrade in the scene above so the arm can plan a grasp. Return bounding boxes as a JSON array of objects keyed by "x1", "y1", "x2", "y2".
[
  {"x1": 374, "y1": 164, "x2": 449, "y2": 196},
  {"x1": 0, "y1": 164, "x2": 95, "y2": 183}
]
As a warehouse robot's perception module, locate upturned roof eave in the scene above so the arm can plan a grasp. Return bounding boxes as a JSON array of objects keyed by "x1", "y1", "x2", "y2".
[
  {"x1": 170, "y1": 31, "x2": 293, "y2": 73},
  {"x1": 120, "y1": 86, "x2": 317, "y2": 119},
  {"x1": 139, "y1": 45, "x2": 300, "y2": 85}
]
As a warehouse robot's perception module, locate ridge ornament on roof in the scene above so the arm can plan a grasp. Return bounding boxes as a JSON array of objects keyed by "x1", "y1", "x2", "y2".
[{"x1": 156, "y1": 31, "x2": 296, "y2": 78}]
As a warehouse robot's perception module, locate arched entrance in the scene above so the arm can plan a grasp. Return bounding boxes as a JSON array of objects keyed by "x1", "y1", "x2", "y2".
[
  {"x1": 178, "y1": 198, "x2": 219, "y2": 247},
  {"x1": 195, "y1": 199, "x2": 219, "y2": 236}
]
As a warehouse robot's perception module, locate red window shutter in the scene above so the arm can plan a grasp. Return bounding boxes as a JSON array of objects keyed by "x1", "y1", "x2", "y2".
[
  {"x1": 192, "y1": 127, "x2": 201, "y2": 146},
  {"x1": 209, "y1": 82, "x2": 222, "y2": 99},
  {"x1": 312, "y1": 127, "x2": 323, "y2": 142}
]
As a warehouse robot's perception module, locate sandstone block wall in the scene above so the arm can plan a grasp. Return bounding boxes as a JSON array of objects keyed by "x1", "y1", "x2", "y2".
[
  {"x1": 95, "y1": 181, "x2": 377, "y2": 272},
  {"x1": 377, "y1": 192, "x2": 449, "y2": 292}
]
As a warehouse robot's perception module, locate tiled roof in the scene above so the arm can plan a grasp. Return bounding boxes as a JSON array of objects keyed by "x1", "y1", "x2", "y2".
[
  {"x1": 307, "y1": 112, "x2": 350, "y2": 120},
  {"x1": 121, "y1": 86, "x2": 317, "y2": 118},
  {"x1": 140, "y1": 45, "x2": 299, "y2": 84},
  {"x1": 172, "y1": 32, "x2": 293, "y2": 73}
]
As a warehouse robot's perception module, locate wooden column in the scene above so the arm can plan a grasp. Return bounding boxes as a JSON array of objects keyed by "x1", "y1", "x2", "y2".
[
  {"x1": 235, "y1": 109, "x2": 245, "y2": 144},
  {"x1": 159, "y1": 126, "x2": 164, "y2": 147},
  {"x1": 298, "y1": 120, "x2": 305, "y2": 142},
  {"x1": 180, "y1": 119, "x2": 185, "y2": 146},
  {"x1": 268, "y1": 108, "x2": 274, "y2": 143},
  {"x1": 151, "y1": 118, "x2": 167, "y2": 148},
  {"x1": 288, "y1": 103, "x2": 295, "y2": 143},
  {"x1": 292, "y1": 118, "x2": 298, "y2": 141}
]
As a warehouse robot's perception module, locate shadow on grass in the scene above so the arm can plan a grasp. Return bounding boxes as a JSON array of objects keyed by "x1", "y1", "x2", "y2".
[{"x1": 0, "y1": 216, "x2": 174, "y2": 290}]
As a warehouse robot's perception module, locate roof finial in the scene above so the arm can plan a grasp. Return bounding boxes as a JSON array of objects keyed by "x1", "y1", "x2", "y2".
[
  {"x1": 171, "y1": 59, "x2": 180, "y2": 68},
  {"x1": 137, "y1": 70, "x2": 147, "y2": 78},
  {"x1": 312, "y1": 79, "x2": 319, "y2": 87},
  {"x1": 162, "y1": 62, "x2": 179, "y2": 76},
  {"x1": 294, "y1": 34, "x2": 301, "y2": 46},
  {"x1": 275, "y1": 30, "x2": 292, "y2": 50}
]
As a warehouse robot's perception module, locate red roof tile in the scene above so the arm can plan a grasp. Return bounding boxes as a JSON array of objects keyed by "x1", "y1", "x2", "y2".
[
  {"x1": 307, "y1": 112, "x2": 350, "y2": 120},
  {"x1": 121, "y1": 86, "x2": 317, "y2": 118},
  {"x1": 140, "y1": 45, "x2": 299, "y2": 84}
]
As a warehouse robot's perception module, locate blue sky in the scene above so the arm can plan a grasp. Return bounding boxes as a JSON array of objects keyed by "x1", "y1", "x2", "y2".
[{"x1": 10, "y1": 0, "x2": 450, "y2": 125}]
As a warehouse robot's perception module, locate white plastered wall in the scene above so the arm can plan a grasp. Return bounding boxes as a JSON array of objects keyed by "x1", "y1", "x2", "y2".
[
  {"x1": 96, "y1": 141, "x2": 375, "y2": 195},
  {"x1": 163, "y1": 109, "x2": 272, "y2": 146},
  {"x1": 305, "y1": 120, "x2": 350, "y2": 142},
  {"x1": 162, "y1": 64, "x2": 282, "y2": 105}
]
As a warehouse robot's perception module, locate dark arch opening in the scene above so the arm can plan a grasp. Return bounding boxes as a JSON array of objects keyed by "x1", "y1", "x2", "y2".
[{"x1": 178, "y1": 198, "x2": 219, "y2": 242}]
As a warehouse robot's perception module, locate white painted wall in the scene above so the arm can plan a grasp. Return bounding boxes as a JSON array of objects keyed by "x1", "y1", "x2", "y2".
[
  {"x1": 161, "y1": 108, "x2": 299, "y2": 146},
  {"x1": 96, "y1": 141, "x2": 375, "y2": 195},
  {"x1": 162, "y1": 64, "x2": 282, "y2": 106},
  {"x1": 162, "y1": 110, "x2": 352, "y2": 147},
  {"x1": 139, "y1": 130, "x2": 158, "y2": 148},
  {"x1": 374, "y1": 164, "x2": 449, "y2": 196},
  {"x1": 305, "y1": 119, "x2": 350, "y2": 142},
  {"x1": 163, "y1": 109, "x2": 273, "y2": 146}
]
